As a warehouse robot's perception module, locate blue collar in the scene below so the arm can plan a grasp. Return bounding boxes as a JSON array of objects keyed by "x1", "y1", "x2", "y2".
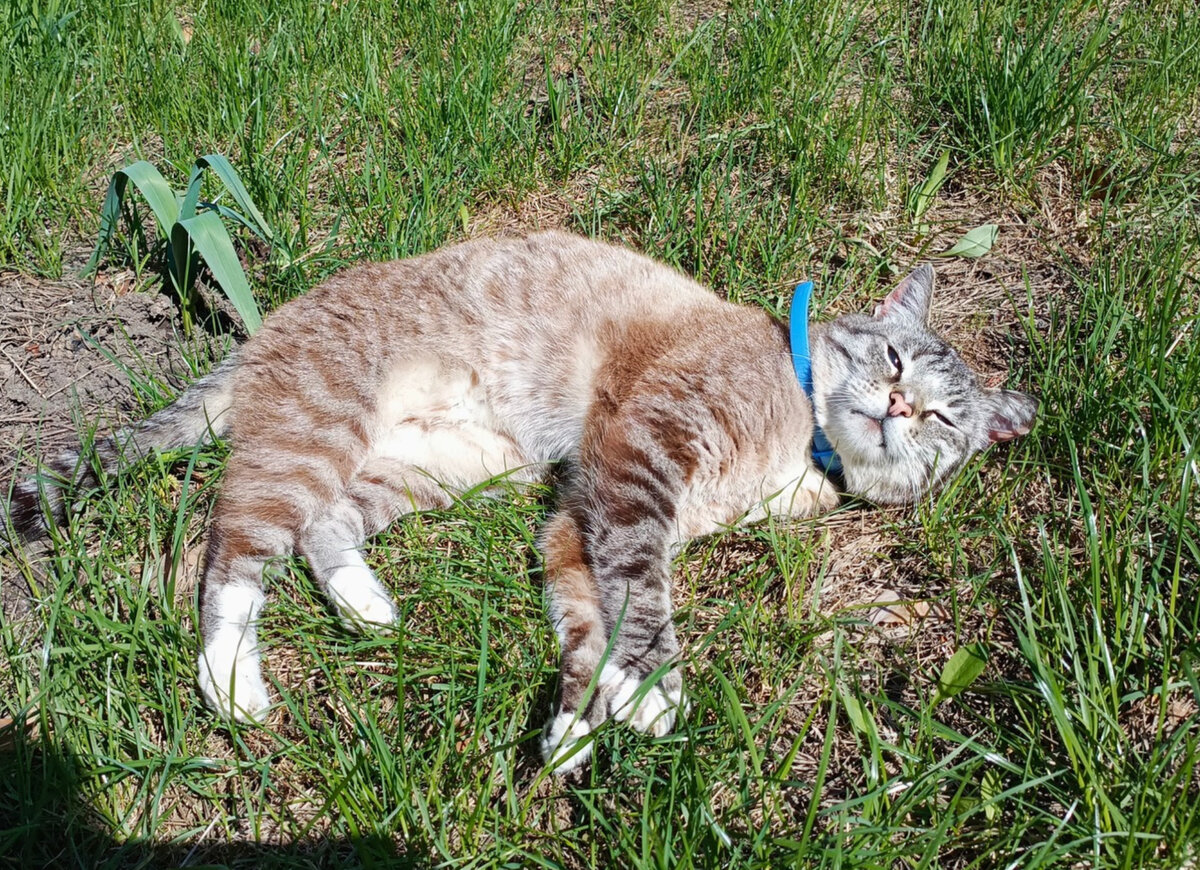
[{"x1": 789, "y1": 281, "x2": 841, "y2": 474}]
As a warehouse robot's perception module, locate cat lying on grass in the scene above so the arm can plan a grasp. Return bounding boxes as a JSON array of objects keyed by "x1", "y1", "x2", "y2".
[{"x1": 2, "y1": 232, "x2": 1036, "y2": 773}]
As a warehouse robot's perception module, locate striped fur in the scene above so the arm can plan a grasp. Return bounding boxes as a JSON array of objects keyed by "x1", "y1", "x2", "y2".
[
  {"x1": 2, "y1": 356, "x2": 237, "y2": 542},
  {"x1": 1, "y1": 233, "x2": 1036, "y2": 772}
]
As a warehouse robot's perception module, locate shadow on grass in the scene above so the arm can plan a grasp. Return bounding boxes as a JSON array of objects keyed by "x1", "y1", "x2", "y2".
[{"x1": 0, "y1": 729, "x2": 422, "y2": 870}]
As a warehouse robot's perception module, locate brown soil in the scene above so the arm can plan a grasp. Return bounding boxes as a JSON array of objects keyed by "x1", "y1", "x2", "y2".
[
  {"x1": 0, "y1": 270, "x2": 188, "y2": 454},
  {"x1": 0, "y1": 267, "x2": 189, "y2": 615}
]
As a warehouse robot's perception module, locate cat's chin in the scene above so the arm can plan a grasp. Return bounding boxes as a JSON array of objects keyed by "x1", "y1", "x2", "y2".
[
  {"x1": 823, "y1": 422, "x2": 889, "y2": 471},
  {"x1": 839, "y1": 463, "x2": 931, "y2": 507},
  {"x1": 824, "y1": 417, "x2": 935, "y2": 505}
]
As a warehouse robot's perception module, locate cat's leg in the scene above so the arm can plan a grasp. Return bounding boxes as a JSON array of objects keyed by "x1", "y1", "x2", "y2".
[
  {"x1": 539, "y1": 512, "x2": 610, "y2": 773},
  {"x1": 308, "y1": 371, "x2": 536, "y2": 631},
  {"x1": 299, "y1": 459, "x2": 452, "y2": 631},
  {"x1": 199, "y1": 451, "x2": 460, "y2": 720},
  {"x1": 593, "y1": 540, "x2": 684, "y2": 742},
  {"x1": 197, "y1": 428, "x2": 379, "y2": 720},
  {"x1": 195, "y1": 346, "x2": 380, "y2": 722},
  {"x1": 298, "y1": 501, "x2": 395, "y2": 631},
  {"x1": 572, "y1": 407, "x2": 695, "y2": 741},
  {"x1": 197, "y1": 479, "x2": 299, "y2": 723}
]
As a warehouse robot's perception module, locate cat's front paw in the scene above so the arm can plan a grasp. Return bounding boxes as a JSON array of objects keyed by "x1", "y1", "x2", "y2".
[
  {"x1": 541, "y1": 709, "x2": 594, "y2": 774},
  {"x1": 602, "y1": 664, "x2": 686, "y2": 737}
]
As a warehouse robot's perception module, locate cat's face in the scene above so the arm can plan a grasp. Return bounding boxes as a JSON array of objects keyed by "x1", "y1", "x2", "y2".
[{"x1": 811, "y1": 265, "x2": 1038, "y2": 505}]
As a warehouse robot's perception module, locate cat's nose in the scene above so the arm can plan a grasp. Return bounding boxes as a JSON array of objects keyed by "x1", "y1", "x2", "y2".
[{"x1": 888, "y1": 391, "x2": 913, "y2": 418}]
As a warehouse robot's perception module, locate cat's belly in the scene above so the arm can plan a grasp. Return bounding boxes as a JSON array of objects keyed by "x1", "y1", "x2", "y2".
[
  {"x1": 476, "y1": 332, "x2": 599, "y2": 463},
  {"x1": 370, "y1": 354, "x2": 544, "y2": 488}
]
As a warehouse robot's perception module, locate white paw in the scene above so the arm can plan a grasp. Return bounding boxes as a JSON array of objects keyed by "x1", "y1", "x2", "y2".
[
  {"x1": 197, "y1": 642, "x2": 271, "y2": 723},
  {"x1": 198, "y1": 584, "x2": 271, "y2": 722},
  {"x1": 541, "y1": 710, "x2": 594, "y2": 774},
  {"x1": 327, "y1": 564, "x2": 398, "y2": 631},
  {"x1": 604, "y1": 666, "x2": 685, "y2": 738}
]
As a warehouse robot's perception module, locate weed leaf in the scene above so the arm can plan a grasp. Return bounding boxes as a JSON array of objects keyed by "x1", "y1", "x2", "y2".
[
  {"x1": 981, "y1": 767, "x2": 1002, "y2": 822},
  {"x1": 82, "y1": 174, "x2": 128, "y2": 278},
  {"x1": 838, "y1": 688, "x2": 879, "y2": 741},
  {"x1": 934, "y1": 642, "x2": 988, "y2": 703},
  {"x1": 179, "y1": 164, "x2": 206, "y2": 223},
  {"x1": 911, "y1": 150, "x2": 949, "y2": 220},
  {"x1": 937, "y1": 224, "x2": 998, "y2": 258},
  {"x1": 175, "y1": 212, "x2": 263, "y2": 333},
  {"x1": 196, "y1": 154, "x2": 274, "y2": 243},
  {"x1": 119, "y1": 161, "x2": 181, "y2": 235},
  {"x1": 83, "y1": 162, "x2": 180, "y2": 278}
]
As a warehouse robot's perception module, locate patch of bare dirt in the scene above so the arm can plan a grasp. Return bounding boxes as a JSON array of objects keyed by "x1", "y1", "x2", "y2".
[
  {"x1": 0, "y1": 268, "x2": 189, "y2": 615},
  {"x1": 0, "y1": 271, "x2": 187, "y2": 454}
]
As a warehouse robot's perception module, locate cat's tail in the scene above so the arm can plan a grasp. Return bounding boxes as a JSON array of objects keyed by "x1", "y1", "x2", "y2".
[{"x1": 2, "y1": 353, "x2": 240, "y2": 545}]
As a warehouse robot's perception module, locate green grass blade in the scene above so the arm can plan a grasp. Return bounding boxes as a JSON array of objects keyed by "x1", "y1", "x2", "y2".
[
  {"x1": 118, "y1": 161, "x2": 181, "y2": 237},
  {"x1": 205, "y1": 203, "x2": 273, "y2": 244},
  {"x1": 173, "y1": 212, "x2": 263, "y2": 333},
  {"x1": 196, "y1": 154, "x2": 274, "y2": 242}
]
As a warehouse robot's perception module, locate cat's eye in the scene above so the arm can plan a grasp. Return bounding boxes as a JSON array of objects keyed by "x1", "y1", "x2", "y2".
[
  {"x1": 923, "y1": 409, "x2": 955, "y2": 428},
  {"x1": 886, "y1": 344, "x2": 902, "y2": 378}
]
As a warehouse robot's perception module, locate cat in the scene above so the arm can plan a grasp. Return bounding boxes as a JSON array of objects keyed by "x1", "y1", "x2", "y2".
[{"x1": 2, "y1": 231, "x2": 1037, "y2": 773}]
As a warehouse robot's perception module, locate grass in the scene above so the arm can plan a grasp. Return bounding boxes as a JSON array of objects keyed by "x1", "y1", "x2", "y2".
[{"x1": 1, "y1": 0, "x2": 1198, "y2": 866}]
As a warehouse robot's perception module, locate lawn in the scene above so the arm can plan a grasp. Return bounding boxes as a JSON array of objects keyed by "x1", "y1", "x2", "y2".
[{"x1": 1, "y1": 0, "x2": 1198, "y2": 866}]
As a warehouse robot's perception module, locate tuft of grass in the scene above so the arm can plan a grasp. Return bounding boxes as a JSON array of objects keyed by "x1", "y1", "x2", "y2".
[
  {"x1": 914, "y1": 0, "x2": 1116, "y2": 178},
  {"x1": 85, "y1": 155, "x2": 277, "y2": 335}
]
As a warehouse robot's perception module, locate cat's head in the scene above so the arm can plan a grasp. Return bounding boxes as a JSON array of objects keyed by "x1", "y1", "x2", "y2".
[{"x1": 810, "y1": 265, "x2": 1038, "y2": 505}]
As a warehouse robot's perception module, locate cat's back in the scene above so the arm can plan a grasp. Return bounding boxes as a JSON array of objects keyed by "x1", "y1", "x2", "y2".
[
  {"x1": 233, "y1": 232, "x2": 767, "y2": 460},
  {"x1": 419, "y1": 230, "x2": 718, "y2": 322},
  {"x1": 255, "y1": 232, "x2": 718, "y2": 355}
]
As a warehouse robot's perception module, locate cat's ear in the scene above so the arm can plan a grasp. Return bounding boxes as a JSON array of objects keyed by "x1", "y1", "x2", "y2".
[
  {"x1": 978, "y1": 388, "x2": 1039, "y2": 447},
  {"x1": 875, "y1": 264, "x2": 935, "y2": 324}
]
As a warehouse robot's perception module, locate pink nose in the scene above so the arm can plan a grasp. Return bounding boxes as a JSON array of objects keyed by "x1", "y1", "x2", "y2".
[{"x1": 888, "y1": 391, "x2": 913, "y2": 418}]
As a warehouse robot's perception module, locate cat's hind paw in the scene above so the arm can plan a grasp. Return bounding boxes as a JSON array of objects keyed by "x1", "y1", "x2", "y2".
[
  {"x1": 541, "y1": 710, "x2": 594, "y2": 774},
  {"x1": 603, "y1": 665, "x2": 686, "y2": 738},
  {"x1": 327, "y1": 565, "x2": 399, "y2": 632},
  {"x1": 197, "y1": 645, "x2": 272, "y2": 723}
]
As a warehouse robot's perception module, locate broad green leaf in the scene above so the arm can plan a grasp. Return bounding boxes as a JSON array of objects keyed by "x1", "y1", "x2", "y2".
[
  {"x1": 981, "y1": 767, "x2": 1002, "y2": 822},
  {"x1": 83, "y1": 161, "x2": 180, "y2": 278},
  {"x1": 196, "y1": 154, "x2": 274, "y2": 242},
  {"x1": 934, "y1": 642, "x2": 989, "y2": 703},
  {"x1": 937, "y1": 224, "x2": 998, "y2": 258},
  {"x1": 911, "y1": 150, "x2": 949, "y2": 220},
  {"x1": 171, "y1": 164, "x2": 208, "y2": 289},
  {"x1": 174, "y1": 212, "x2": 263, "y2": 334},
  {"x1": 119, "y1": 161, "x2": 181, "y2": 236},
  {"x1": 839, "y1": 689, "x2": 878, "y2": 741},
  {"x1": 82, "y1": 173, "x2": 129, "y2": 277},
  {"x1": 179, "y1": 163, "x2": 206, "y2": 222}
]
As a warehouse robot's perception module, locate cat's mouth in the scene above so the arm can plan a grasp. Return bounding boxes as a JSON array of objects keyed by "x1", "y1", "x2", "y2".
[{"x1": 849, "y1": 409, "x2": 888, "y2": 451}]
